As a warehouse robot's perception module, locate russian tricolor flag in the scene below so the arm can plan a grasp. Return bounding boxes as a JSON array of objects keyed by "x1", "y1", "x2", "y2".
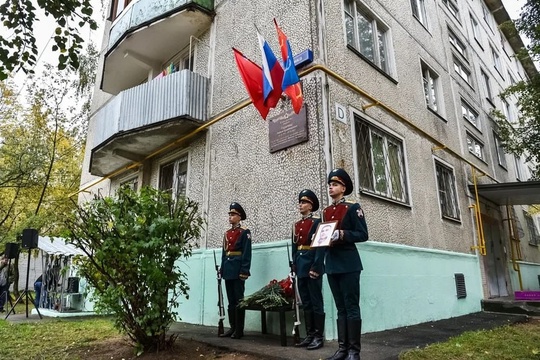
[{"x1": 257, "y1": 31, "x2": 284, "y2": 109}]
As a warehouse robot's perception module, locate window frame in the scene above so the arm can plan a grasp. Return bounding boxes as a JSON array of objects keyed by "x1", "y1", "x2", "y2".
[
  {"x1": 421, "y1": 61, "x2": 441, "y2": 113},
  {"x1": 442, "y1": 0, "x2": 460, "y2": 21},
  {"x1": 434, "y1": 159, "x2": 461, "y2": 221},
  {"x1": 514, "y1": 155, "x2": 523, "y2": 180},
  {"x1": 352, "y1": 113, "x2": 410, "y2": 204},
  {"x1": 466, "y1": 132, "x2": 485, "y2": 160},
  {"x1": 344, "y1": 0, "x2": 393, "y2": 75},
  {"x1": 493, "y1": 131, "x2": 508, "y2": 169},
  {"x1": 482, "y1": 4, "x2": 494, "y2": 32},
  {"x1": 448, "y1": 28, "x2": 467, "y2": 61},
  {"x1": 524, "y1": 211, "x2": 540, "y2": 246},
  {"x1": 480, "y1": 69, "x2": 494, "y2": 105},
  {"x1": 461, "y1": 99, "x2": 480, "y2": 129},
  {"x1": 110, "y1": 0, "x2": 132, "y2": 21},
  {"x1": 470, "y1": 14, "x2": 483, "y2": 49},
  {"x1": 411, "y1": 0, "x2": 429, "y2": 27},
  {"x1": 491, "y1": 46, "x2": 503, "y2": 77},
  {"x1": 158, "y1": 155, "x2": 189, "y2": 199},
  {"x1": 453, "y1": 57, "x2": 472, "y2": 84}
]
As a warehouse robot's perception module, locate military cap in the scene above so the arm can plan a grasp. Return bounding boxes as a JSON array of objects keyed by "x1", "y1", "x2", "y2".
[
  {"x1": 229, "y1": 202, "x2": 246, "y2": 220},
  {"x1": 298, "y1": 189, "x2": 319, "y2": 212},
  {"x1": 328, "y1": 168, "x2": 353, "y2": 196}
]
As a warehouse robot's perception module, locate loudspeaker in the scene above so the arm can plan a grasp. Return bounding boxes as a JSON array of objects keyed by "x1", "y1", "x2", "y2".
[
  {"x1": 5, "y1": 242, "x2": 19, "y2": 259},
  {"x1": 22, "y1": 228, "x2": 39, "y2": 249},
  {"x1": 67, "y1": 277, "x2": 79, "y2": 293}
]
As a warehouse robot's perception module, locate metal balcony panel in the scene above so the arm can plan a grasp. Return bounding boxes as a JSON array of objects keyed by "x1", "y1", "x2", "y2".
[
  {"x1": 103, "y1": 0, "x2": 214, "y2": 94},
  {"x1": 90, "y1": 70, "x2": 208, "y2": 176}
]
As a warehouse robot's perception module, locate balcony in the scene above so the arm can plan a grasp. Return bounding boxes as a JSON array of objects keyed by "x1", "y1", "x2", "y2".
[
  {"x1": 102, "y1": 0, "x2": 214, "y2": 94},
  {"x1": 90, "y1": 70, "x2": 209, "y2": 176}
]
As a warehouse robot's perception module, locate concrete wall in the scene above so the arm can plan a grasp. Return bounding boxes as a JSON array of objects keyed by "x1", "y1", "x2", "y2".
[{"x1": 175, "y1": 240, "x2": 483, "y2": 338}]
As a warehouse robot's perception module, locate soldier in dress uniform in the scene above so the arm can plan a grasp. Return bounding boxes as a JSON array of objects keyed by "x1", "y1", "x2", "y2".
[
  {"x1": 219, "y1": 202, "x2": 252, "y2": 339},
  {"x1": 292, "y1": 189, "x2": 325, "y2": 350},
  {"x1": 323, "y1": 169, "x2": 368, "y2": 360}
]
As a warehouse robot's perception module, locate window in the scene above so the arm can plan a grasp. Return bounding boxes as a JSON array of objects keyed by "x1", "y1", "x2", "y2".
[
  {"x1": 492, "y1": 47, "x2": 502, "y2": 76},
  {"x1": 159, "y1": 156, "x2": 188, "y2": 198},
  {"x1": 421, "y1": 62, "x2": 440, "y2": 112},
  {"x1": 481, "y1": 70, "x2": 493, "y2": 104},
  {"x1": 448, "y1": 29, "x2": 467, "y2": 59},
  {"x1": 514, "y1": 155, "x2": 523, "y2": 180},
  {"x1": 111, "y1": 0, "x2": 132, "y2": 20},
  {"x1": 493, "y1": 132, "x2": 507, "y2": 168},
  {"x1": 470, "y1": 15, "x2": 482, "y2": 47},
  {"x1": 482, "y1": 4, "x2": 494, "y2": 31},
  {"x1": 120, "y1": 177, "x2": 138, "y2": 191},
  {"x1": 345, "y1": 0, "x2": 391, "y2": 74},
  {"x1": 442, "y1": 0, "x2": 460, "y2": 20},
  {"x1": 411, "y1": 0, "x2": 428, "y2": 26},
  {"x1": 461, "y1": 100, "x2": 480, "y2": 128},
  {"x1": 466, "y1": 133, "x2": 484, "y2": 160},
  {"x1": 524, "y1": 211, "x2": 540, "y2": 246},
  {"x1": 435, "y1": 161, "x2": 460, "y2": 220},
  {"x1": 502, "y1": 99, "x2": 513, "y2": 122},
  {"x1": 454, "y1": 57, "x2": 471, "y2": 84},
  {"x1": 354, "y1": 116, "x2": 409, "y2": 203},
  {"x1": 508, "y1": 71, "x2": 517, "y2": 86}
]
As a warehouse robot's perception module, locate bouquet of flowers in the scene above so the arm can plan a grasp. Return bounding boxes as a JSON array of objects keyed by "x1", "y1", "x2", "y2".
[{"x1": 239, "y1": 276, "x2": 295, "y2": 309}]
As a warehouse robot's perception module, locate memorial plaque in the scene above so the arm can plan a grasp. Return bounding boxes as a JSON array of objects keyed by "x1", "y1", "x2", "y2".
[{"x1": 268, "y1": 105, "x2": 308, "y2": 153}]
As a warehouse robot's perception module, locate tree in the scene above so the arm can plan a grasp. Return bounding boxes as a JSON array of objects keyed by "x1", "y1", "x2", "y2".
[
  {"x1": 0, "y1": 0, "x2": 97, "y2": 80},
  {"x1": 495, "y1": 1, "x2": 540, "y2": 179},
  {"x1": 64, "y1": 186, "x2": 204, "y2": 353}
]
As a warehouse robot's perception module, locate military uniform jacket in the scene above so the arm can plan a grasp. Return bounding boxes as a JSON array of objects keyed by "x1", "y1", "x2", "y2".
[
  {"x1": 292, "y1": 215, "x2": 324, "y2": 278},
  {"x1": 323, "y1": 200, "x2": 368, "y2": 274},
  {"x1": 221, "y1": 225, "x2": 252, "y2": 280}
]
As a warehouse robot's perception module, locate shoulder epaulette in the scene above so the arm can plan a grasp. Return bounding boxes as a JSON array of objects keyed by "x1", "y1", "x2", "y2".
[
  {"x1": 241, "y1": 226, "x2": 248, "y2": 230},
  {"x1": 344, "y1": 201, "x2": 355, "y2": 205},
  {"x1": 312, "y1": 215, "x2": 321, "y2": 219}
]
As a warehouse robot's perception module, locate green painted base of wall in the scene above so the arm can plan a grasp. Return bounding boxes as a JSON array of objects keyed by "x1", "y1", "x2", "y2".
[
  {"x1": 174, "y1": 240, "x2": 483, "y2": 339},
  {"x1": 508, "y1": 261, "x2": 540, "y2": 291}
]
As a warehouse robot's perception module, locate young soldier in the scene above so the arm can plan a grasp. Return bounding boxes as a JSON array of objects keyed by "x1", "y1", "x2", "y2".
[
  {"x1": 292, "y1": 189, "x2": 325, "y2": 350},
  {"x1": 323, "y1": 169, "x2": 368, "y2": 360},
  {"x1": 220, "y1": 202, "x2": 252, "y2": 339}
]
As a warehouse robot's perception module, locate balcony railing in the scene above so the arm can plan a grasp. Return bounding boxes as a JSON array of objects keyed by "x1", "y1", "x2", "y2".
[
  {"x1": 90, "y1": 70, "x2": 208, "y2": 176},
  {"x1": 109, "y1": 0, "x2": 214, "y2": 50}
]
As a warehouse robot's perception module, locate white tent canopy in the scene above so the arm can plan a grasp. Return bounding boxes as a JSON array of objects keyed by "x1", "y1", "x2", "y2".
[{"x1": 38, "y1": 236, "x2": 86, "y2": 257}]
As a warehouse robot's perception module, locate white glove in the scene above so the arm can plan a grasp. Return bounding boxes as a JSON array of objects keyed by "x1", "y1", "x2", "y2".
[{"x1": 331, "y1": 230, "x2": 340, "y2": 242}]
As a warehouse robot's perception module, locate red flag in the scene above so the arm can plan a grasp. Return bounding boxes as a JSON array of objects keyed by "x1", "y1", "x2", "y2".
[
  {"x1": 274, "y1": 19, "x2": 303, "y2": 114},
  {"x1": 233, "y1": 48, "x2": 270, "y2": 120}
]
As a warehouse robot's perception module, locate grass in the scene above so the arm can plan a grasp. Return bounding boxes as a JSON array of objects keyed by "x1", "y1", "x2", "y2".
[
  {"x1": 400, "y1": 319, "x2": 540, "y2": 360},
  {"x1": 0, "y1": 317, "x2": 119, "y2": 360}
]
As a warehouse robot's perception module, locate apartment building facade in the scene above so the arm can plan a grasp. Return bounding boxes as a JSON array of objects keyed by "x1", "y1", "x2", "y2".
[{"x1": 80, "y1": 0, "x2": 540, "y2": 337}]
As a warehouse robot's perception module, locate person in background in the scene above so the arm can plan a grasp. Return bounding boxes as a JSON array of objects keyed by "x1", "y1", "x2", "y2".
[
  {"x1": 292, "y1": 189, "x2": 325, "y2": 350},
  {"x1": 323, "y1": 168, "x2": 369, "y2": 360},
  {"x1": 34, "y1": 274, "x2": 43, "y2": 308},
  {"x1": 0, "y1": 253, "x2": 14, "y2": 313},
  {"x1": 220, "y1": 202, "x2": 252, "y2": 339}
]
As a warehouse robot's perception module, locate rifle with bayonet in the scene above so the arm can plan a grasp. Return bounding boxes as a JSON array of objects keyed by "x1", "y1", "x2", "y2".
[
  {"x1": 287, "y1": 243, "x2": 301, "y2": 344},
  {"x1": 214, "y1": 250, "x2": 225, "y2": 336}
]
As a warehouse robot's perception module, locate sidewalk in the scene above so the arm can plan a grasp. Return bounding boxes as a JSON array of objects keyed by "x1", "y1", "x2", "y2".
[{"x1": 169, "y1": 312, "x2": 528, "y2": 360}]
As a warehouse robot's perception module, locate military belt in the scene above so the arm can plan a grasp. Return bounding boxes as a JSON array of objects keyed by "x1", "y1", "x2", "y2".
[
  {"x1": 226, "y1": 251, "x2": 242, "y2": 256},
  {"x1": 298, "y1": 245, "x2": 311, "y2": 250}
]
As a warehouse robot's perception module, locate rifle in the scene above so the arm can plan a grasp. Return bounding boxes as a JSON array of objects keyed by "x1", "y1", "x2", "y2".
[
  {"x1": 214, "y1": 250, "x2": 225, "y2": 336},
  {"x1": 287, "y1": 243, "x2": 301, "y2": 344}
]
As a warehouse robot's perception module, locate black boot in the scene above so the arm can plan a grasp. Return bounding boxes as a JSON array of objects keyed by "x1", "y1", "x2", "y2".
[
  {"x1": 231, "y1": 308, "x2": 245, "y2": 339},
  {"x1": 220, "y1": 309, "x2": 236, "y2": 337},
  {"x1": 307, "y1": 312, "x2": 325, "y2": 350},
  {"x1": 345, "y1": 319, "x2": 361, "y2": 360},
  {"x1": 296, "y1": 310, "x2": 314, "y2": 347},
  {"x1": 324, "y1": 318, "x2": 348, "y2": 360}
]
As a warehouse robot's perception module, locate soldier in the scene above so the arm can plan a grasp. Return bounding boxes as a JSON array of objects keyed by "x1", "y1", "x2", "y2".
[
  {"x1": 323, "y1": 169, "x2": 369, "y2": 360},
  {"x1": 292, "y1": 189, "x2": 325, "y2": 350},
  {"x1": 220, "y1": 202, "x2": 252, "y2": 339}
]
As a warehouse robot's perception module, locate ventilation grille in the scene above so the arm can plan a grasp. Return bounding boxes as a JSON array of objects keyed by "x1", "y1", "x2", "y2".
[{"x1": 455, "y1": 273, "x2": 467, "y2": 299}]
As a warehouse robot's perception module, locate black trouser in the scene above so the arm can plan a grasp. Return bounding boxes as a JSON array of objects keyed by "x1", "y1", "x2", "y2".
[
  {"x1": 225, "y1": 279, "x2": 245, "y2": 311},
  {"x1": 297, "y1": 276, "x2": 324, "y2": 314},
  {"x1": 327, "y1": 272, "x2": 360, "y2": 320},
  {"x1": 0, "y1": 283, "x2": 9, "y2": 310}
]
